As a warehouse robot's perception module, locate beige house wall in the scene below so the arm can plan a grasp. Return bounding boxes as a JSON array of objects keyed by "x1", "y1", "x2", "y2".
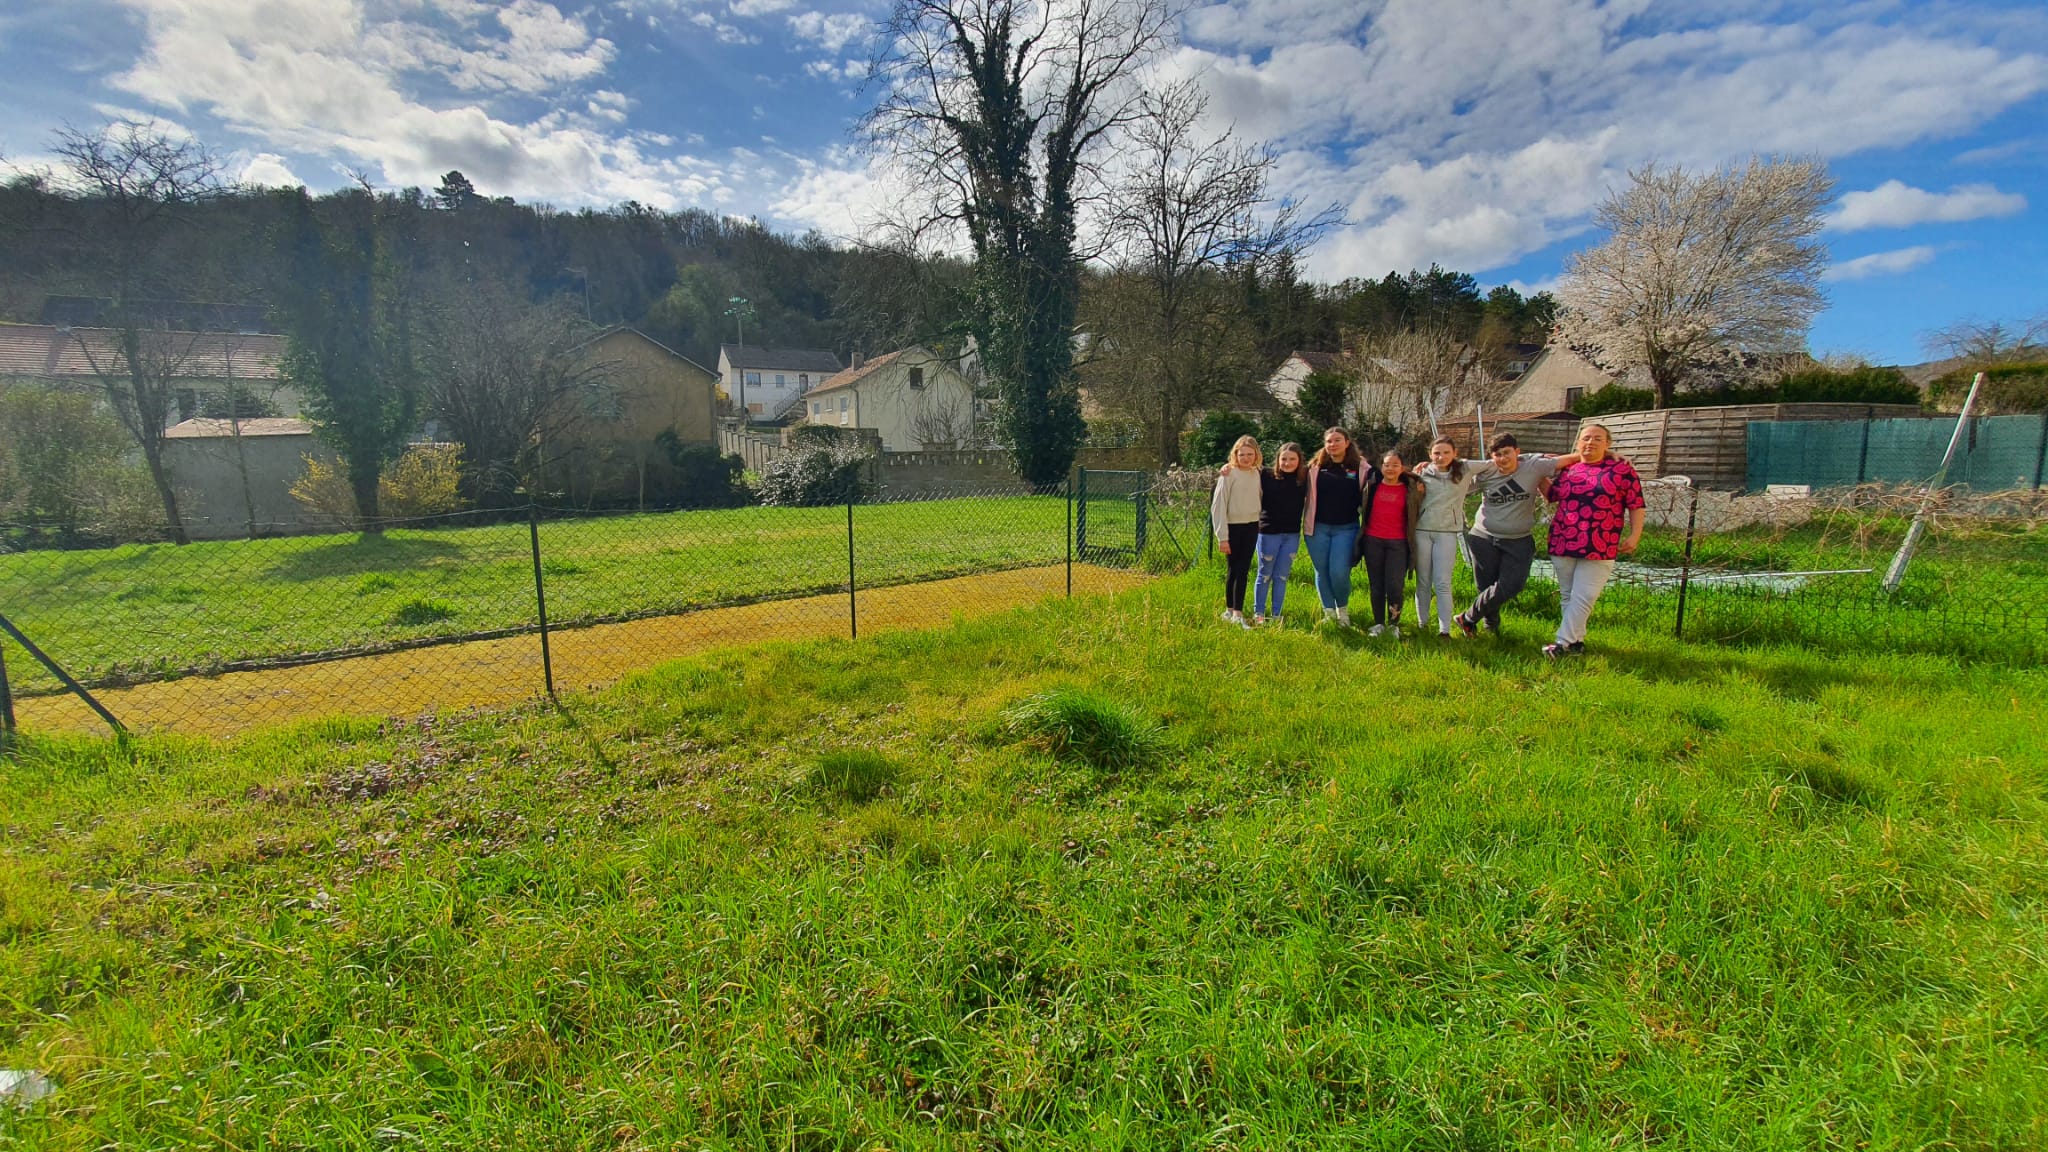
[
  {"x1": 1497, "y1": 347, "x2": 1615, "y2": 413},
  {"x1": 804, "y1": 349, "x2": 978, "y2": 451}
]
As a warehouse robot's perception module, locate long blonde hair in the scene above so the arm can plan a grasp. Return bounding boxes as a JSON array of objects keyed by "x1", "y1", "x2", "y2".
[{"x1": 1222, "y1": 434, "x2": 1263, "y2": 473}]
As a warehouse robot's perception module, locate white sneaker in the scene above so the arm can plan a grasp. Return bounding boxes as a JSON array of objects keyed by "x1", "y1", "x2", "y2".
[
  {"x1": 1389, "y1": 625, "x2": 1402, "y2": 640},
  {"x1": 1220, "y1": 610, "x2": 1239, "y2": 625},
  {"x1": 1367, "y1": 624, "x2": 1384, "y2": 637},
  {"x1": 1335, "y1": 608, "x2": 1352, "y2": 627},
  {"x1": 1251, "y1": 614, "x2": 1266, "y2": 627}
]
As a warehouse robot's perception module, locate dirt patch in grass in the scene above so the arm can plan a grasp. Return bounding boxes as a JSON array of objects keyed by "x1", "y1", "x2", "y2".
[{"x1": 16, "y1": 564, "x2": 1146, "y2": 738}]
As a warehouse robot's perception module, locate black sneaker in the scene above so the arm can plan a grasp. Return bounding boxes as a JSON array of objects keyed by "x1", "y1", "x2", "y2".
[
  {"x1": 1569, "y1": 642, "x2": 1586, "y2": 654},
  {"x1": 1542, "y1": 642, "x2": 1569, "y2": 660},
  {"x1": 1454, "y1": 612, "x2": 1478, "y2": 638}
]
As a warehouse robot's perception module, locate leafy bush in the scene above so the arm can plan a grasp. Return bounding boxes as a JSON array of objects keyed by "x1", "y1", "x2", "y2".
[
  {"x1": 1573, "y1": 365, "x2": 1925, "y2": 416},
  {"x1": 656, "y1": 429, "x2": 748, "y2": 508},
  {"x1": 290, "y1": 445, "x2": 467, "y2": 529},
  {"x1": 1002, "y1": 687, "x2": 1161, "y2": 774},
  {"x1": 1296, "y1": 369, "x2": 1352, "y2": 430},
  {"x1": 1929, "y1": 361, "x2": 2048, "y2": 414},
  {"x1": 380, "y1": 444, "x2": 465, "y2": 519},
  {"x1": 756, "y1": 441, "x2": 874, "y2": 507},
  {"x1": 805, "y1": 750, "x2": 899, "y2": 804},
  {"x1": 1256, "y1": 406, "x2": 1323, "y2": 459},
  {"x1": 1183, "y1": 410, "x2": 1260, "y2": 467},
  {"x1": 0, "y1": 384, "x2": 163, "y2": 545}
]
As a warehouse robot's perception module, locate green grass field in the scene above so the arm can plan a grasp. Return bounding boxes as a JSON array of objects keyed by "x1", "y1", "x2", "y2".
[
  {"x1": 3, "y1": 571, "x2": 2044, "y2": 1148},
  {"x1": 0, "y1": 496, "x2": 1081, "y2": 692}
]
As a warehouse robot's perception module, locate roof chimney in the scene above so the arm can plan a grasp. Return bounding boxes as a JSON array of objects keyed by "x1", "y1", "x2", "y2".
[{"x1": 851, "y1": 350, "x2": 864, "y2": 370}]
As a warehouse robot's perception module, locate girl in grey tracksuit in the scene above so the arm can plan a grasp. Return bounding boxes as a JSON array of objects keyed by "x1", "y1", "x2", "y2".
[{"x1": 1411, "y1": 437, "x2": 1475, "y2": 636}]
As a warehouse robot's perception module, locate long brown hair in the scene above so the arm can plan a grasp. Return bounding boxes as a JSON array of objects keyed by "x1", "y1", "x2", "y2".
[
  {"x1": 1431, "y1": 436, "x2": 1465, "y2": 482},
  {"x1": 1270, "y1": 441, "x2": 1307, "y2": 487},
  {"x1": 1309, "y1": 427, "x2": 1361, "y2": 471}
]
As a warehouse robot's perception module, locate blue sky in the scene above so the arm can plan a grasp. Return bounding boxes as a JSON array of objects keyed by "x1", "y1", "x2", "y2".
[{"x1": 2, "y1": 0, "x2": 2044, "y2": 365}]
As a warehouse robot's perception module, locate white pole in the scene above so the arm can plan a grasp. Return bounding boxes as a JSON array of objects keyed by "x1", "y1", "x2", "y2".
[
  {"x1": 1882, "y1": 371, "x2": 1984, "y2": 593},
  {"x1": 1475, "y1": 401, "x2": 1486, "y2": 455}
]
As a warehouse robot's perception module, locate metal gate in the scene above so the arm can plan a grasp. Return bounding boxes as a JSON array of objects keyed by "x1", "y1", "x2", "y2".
[{"x1": 1074, "y1": 469, "x2": 1149, "y2": 566}]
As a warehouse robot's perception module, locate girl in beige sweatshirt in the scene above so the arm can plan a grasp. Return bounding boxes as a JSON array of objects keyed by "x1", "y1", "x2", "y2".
[{"x1": 1210, "y1": 435, "x2": 1264, "y2": 627}]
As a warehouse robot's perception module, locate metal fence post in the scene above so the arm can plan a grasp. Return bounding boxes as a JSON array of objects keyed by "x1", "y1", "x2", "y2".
[
  {"x1": 1674, "y1": 485, "x2": 1700, "y2": 641},
  {"x1": 528, "y1": 502, "x2": 554, "y2": 698},
  {"x1": 0, "y1": 638, "x2": 15, "y2": 739},
  {"x1": 1856, "y1": 409, "x2": 1873, "y2": 485},
  {"x1": 2033, "y1": 408, "x2": 2048, "y2": 490},
  {"x1": 1064, "y1": 471, "x2": 1081, "y2": 602},
  {"x1": 0, "y1": 612, "x2": 124, "y2": 737},
  {"x1": 846, "y1": 494, "x2": 858, "y2": 639}
]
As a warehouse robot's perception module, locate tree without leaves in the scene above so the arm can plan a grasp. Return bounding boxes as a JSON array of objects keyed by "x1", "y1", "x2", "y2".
[
  {"x1": 421, "y1": 279, "x2": 613, "y2": 506},
  {"x1": 275, "y1": 186, "x2": 421, "y2": 532},
  {"x1": 1921, "y1": 315, "x2": 2047, "y2": 368},
  {"x1": 865, "y1": 0, "x2": 1175, "y2": 487},
  {"x1": 51, "y1": 120, "x2": 228, "y2": 543},
  {"x1": 1085, "y1": 80, "x2": 1339, "y2": 466},
  {"x1": 1556, "y1": 157, "x2": 1835, "y2": 409}
]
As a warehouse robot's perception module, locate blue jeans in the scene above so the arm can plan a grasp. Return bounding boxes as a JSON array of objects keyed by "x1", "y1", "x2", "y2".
[
  {"x1": 1254, "y1": 532, "x2": 1300, "y2": 616},
  {"x1": 1303, "y1": 524, "x2": 1358, "y2": 611}
]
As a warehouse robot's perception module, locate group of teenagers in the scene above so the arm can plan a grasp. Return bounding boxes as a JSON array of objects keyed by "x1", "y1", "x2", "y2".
[{"x1": 1207, "y1": 422, "x2": 1649, "y2": 658}]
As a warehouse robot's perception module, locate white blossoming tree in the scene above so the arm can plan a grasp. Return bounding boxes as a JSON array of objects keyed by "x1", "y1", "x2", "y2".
[{"x1": 1556, "y1": 158, "x2": 1835, "y2": 408}]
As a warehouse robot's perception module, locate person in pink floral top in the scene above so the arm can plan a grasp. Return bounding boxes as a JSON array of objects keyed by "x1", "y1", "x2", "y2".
[{"x1": 1543, "y1": 423, "x2": 1645, "y2": 659}]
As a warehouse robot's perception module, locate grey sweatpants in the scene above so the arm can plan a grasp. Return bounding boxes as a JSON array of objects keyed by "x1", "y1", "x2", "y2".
[
  {"x1": 1464, "y1": 531, "x2": 1535, "y2": 629},
  {"x1": 1413, "y1": 529, "x2": 1460, "y2": 633}
]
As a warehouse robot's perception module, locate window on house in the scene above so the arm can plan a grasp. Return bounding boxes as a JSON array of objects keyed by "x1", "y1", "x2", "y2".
[
  {"x1": 775, "y1": 374, "x2": 786, "y2": 388},
  {"x1": 798, "y1": 373, "x2": 809, "y2": 389},
  {"x1": 839, "y1": 396, "x2": 850, "y2": 412},
  {"x1": 811, "y1": 401, "x2": 822, "y2": 416},
  {"x1": 1564, "y1": 387, "x2": 1585, "y2": 409},
  {"x1": 176, "y1": 388, "x2": 198, "y2": 422},
  {"x1": 744, "y1": 371, "x2": 761, "y2": 386},
  {"x1": 908, "y1": 366, "x2": 925, "y2": 390}
]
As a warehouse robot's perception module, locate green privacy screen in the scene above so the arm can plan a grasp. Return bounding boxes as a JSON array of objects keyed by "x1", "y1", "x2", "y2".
[{"x1": 1746, "y1": 414, "x2": 2048, "y2": 492}]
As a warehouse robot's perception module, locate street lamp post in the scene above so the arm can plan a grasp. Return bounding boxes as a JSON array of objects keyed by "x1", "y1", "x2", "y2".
[{"x1": 725, "y1": 296, "x2": 755, "y2": 421}]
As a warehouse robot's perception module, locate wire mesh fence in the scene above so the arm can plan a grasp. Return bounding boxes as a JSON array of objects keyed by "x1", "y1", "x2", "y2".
[
  {"x1": 0, "y1": 474, "x2": 1176, "y2": 738},
  {"x1": 5, "y1": 452, "x2": 2045, "y2": 742}
]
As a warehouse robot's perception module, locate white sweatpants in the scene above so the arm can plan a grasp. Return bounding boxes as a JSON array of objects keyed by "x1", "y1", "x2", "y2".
[
  {"x1": 1551, "y1": 554, "x2": 1615, "y2": 646},
  {"x1": 1413, "y1": 529, "x2": 1461, "y2": 632}
]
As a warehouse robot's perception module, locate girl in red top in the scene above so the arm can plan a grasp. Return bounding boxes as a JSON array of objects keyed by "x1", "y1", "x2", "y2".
[{"x1": 1356, "y1": 450, "x2": 1423, "y2": 637}]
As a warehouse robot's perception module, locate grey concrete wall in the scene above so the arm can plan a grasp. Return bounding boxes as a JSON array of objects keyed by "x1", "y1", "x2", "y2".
[{"x1": 164, "y1": 432, "x2": 336, "y2": 539}]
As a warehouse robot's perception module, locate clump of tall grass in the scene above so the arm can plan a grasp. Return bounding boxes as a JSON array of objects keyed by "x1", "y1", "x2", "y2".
[
  {"x1": 1001, "y1": 687, "x2": 1161, "y2": 774},
  {"x1": 805, "y1": 749, "x2": 898, "y2": 804},
  {"x1": 389, "y1": 597, "x2": 458, "y2": 626}
]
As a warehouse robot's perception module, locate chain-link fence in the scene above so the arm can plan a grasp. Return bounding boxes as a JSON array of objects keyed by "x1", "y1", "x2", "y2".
[
  {"x1": 0, "y1": 473, "x2": 1183, "y2": 738},
  {"x1": 1584, "y1": 479, "x2": 2048, "y2": 664}
]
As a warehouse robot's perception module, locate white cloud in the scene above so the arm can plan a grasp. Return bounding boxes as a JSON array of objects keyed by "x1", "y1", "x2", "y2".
[
  {"x1": 104, "y1": 0, "x2": 735, "y2": 209},
  {"x1": 1825, "y1": 245, "x2": 1937, "y2": 281},
  {"x1": 788, "y1": 11, "x2": 867, "y2": 54},
  {"x1": 237, "y1": 151, "x2": 302, "y2": 187},
  {"x1": 730, "y1": 0, "x2": 798, "y2": 15},
  {"x1": 1160, "y1": 0, "x2": 2048, "y2": 279},
  {"x1": 1829, "y1": 180, "x2": 2028, "y2": 231}
]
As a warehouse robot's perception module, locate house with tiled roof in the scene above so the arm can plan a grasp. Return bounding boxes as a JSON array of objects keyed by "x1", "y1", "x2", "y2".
[
  {"x1": 800, "y1": 346, "x2": 979, "y2": 450},
  {"x1": 716, "y1": 343, "x2": 843, "y2": 423},
  {"x1": 1263, "y1": 350, "x2": 1345, "y2": 406},
  {"x1": 0, "y1": 322, "x2": 296, "y2": 429}
]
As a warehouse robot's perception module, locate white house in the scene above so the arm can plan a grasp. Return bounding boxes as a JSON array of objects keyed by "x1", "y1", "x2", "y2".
[
  {"x1": 716, "y1": 343, "x2": 843, "y2": 424},
  {"x1": 801, "y1": 346, "x2": 979, "y2": 450},
  {"x1": 1263, "y1": 350, "x2": 1344, "y2": 406}
]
